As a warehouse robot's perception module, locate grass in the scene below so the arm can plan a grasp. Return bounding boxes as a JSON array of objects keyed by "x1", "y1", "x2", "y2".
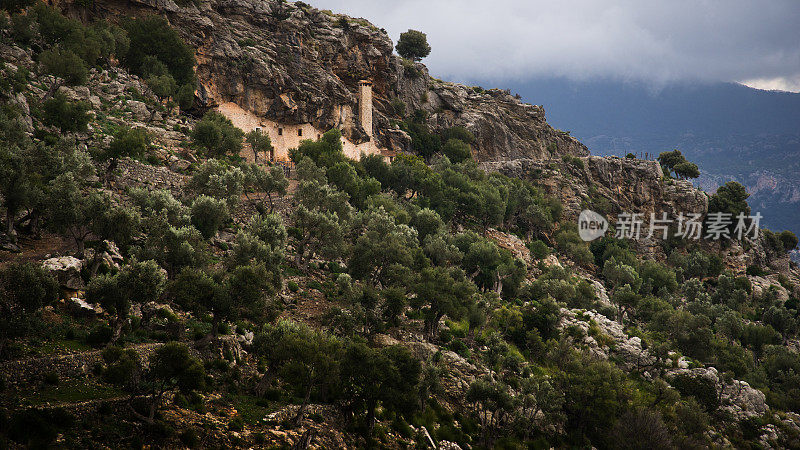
[
  {"x1": 20, "y1": 380, "x2": 124, "y2": 407},
  {"x1": 34, "y1": 339, "x2": 93, "y2": 356},
  {"x1": 226, "y1": 394, "x2": 277, "y2": 425}
]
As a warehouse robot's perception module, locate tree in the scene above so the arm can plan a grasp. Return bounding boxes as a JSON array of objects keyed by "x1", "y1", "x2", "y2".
[
  {"x1": 0, "y1": 115, "x2": 32, "y2": 239},
  {"x1": 289, "y1": 205, "x2": 346, "y2": 268},
  {"x1": 187, "y1": 159, "x2": 245, "y2": 207},
  {"x1": 192, "y1": 111, "x2": 244, "y2": 157},
  {"x1": 190, "y1": 195, "x2": 229, "y2": 239},
  {"x1": 466, "y1": 378, "x2": 514, "y2": 446},
  {"x1": 657, "y1": 149, "x2": 700, "y2": 180},
  {"x1": 349, "y1": 207, "x2": 418, "y2": 286},
  {"x1": 778, "y1": 230, "x2": 798, "y2": 252},
  {"x1": 86, "y1": 260, "x2": 165, "y2": 342},
  {"x1": 674, "y1": 161, "x2": 700, "y2": 179},
  {"x1": 339, "y1": 342, "x2": 421, "y2": 434},
  {"x1": 121, "y1": 16, "x2": 195, "y2": 86},
  {"x1": 39, "y1": 48, "x2": 88, "y2": 100},
  {"x1": 410, "y1": 208, "x2": 444, "y2": 243},
  {"x1": 128, "y1": 342, "x2": 204, "y2": 423},
  {"x1": 0, "y1": 262, "x2": 59, "y2": 355},
  {"x1": 245, "y1": 129, "x2": 273, "y2": 163},
  {"x1": 41, "y1": 93, "x2": 90, "y2": 133},
  {"x1": 253, "y1": 321, "x2": 342, "y2": 424},
  {"x1": 441, "y1": 138, "x2": 472, "y2": 163},
  {"x1": 413, "y1": 266, "x2": 475, "y2": 338},
  {"x1": 708, "y1": 181, "x2": 750, "y2": 217},
  {"x1": 241, "y1": 163, "x2": 288, "y2": 213},
  {"x1": 45, "y1": 174, "x2": 107, "y2": 256},
  {"x1": 396, "y1": 29, "x2": 431, "y2": 61}
]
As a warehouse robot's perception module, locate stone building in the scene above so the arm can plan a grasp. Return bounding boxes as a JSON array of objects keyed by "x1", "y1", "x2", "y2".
[{"x1": 219, "y1": 80, "x2": 385, "y2": 163}]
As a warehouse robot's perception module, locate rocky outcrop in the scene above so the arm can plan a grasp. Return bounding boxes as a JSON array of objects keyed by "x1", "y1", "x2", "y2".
[
  {"x1": 42, "y1": 256, "x2": 85, "y2": 290},
  {"x1": 482, "y1": 155, "x2": 708, "y2": 222},
  {"x1": 68, "y1": 0, "x2": 586, "y2": 161}
]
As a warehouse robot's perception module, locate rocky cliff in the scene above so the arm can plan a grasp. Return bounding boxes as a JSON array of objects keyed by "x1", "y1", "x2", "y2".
[{"x1": 63, "y1": 0, "x2": 587, "y2": 161}]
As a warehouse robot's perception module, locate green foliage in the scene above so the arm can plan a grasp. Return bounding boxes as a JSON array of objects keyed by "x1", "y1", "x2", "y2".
[
  {"x1": 0, "y1": 262, "x2": 59, "y2": 312},
  {"x1": 38, "y1": 47, "x2": 87, "y2": 90},
  {"x1": 121, "y1": 16, "x2": 195, "y2": 86},
  {"x1": 41, "y1": 93, "x2": 90, "y2": 132},
  {"x1": 187, "y1": 159, "x2": 245, "y2": 207},
  {"x1": 555, "y1": 225, "x2": 593, "y2": 267},
  {"x1": 527, "y1": 239, "x2": 550, "y2": 260},
  {"x1": 410, "y1": 208, "x2": 444, "y2": 243},
  {"x1": 708, "y1": 181, "x2": 750, "y2": 217},
  {"x1": 290, "y1": 204, "x2": 347, "y2": 268},
  {"x1": 658, "y1": 149, "x2": 700, "y2": 179},
  {"x1": 441, "y1": 138, "x2": 472, "y2": 163},
  {"x1": 412, "y1": 266, "x2": 475, "y2": 337},
  {"x1": 670, "y1": 373, "x2": 719, "y2": 411},
  {"x1": 150, "y1": 342, "x2": 205, "y2": 393},
  {"x1": 245, "y1": 129, "x2": 273, "y2": 162},
  {"x1": 107, "y1": 126, "x2": 150, "y2": 161},
  {"x1": 396, "y1": 29, "x2": 431, "y2": 61},
  {"x1": 192, "y1": 111, "x2": 244, "y2": 157},
  {"x1": 190, "y1": 195, "x2": 229, "y2": 239}
]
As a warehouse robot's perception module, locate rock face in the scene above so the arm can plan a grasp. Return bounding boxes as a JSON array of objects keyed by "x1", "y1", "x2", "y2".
[
  {"x1": 482, "y1": 155, "x2": 708, "y2": 222},
  {"x1": 42, "y1": 256, "x2": 85, "y2": 290},
  {"x1": 69, "y1": 0, "x2": 587, "y2": 161}
]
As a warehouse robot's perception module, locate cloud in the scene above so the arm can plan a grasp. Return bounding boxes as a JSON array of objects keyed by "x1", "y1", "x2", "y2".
[{"x1": 308, "y1": 0, "x2": 800, "y2": 90}]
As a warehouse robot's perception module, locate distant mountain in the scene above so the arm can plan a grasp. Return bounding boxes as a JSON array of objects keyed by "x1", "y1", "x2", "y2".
[{"x1": 474, "y1": 77, "x2": 800, "y2": 240}]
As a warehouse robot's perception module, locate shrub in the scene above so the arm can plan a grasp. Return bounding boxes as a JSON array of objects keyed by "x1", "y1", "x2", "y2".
[
  {"x1": 190, "y1": 195, "x2": 229, "y2": 239},
  {"x1": 107, "y1": 126, "x2": 150, "y2": 161},
  {"x1": 86, "y1": 324, "x2": 113, "y2": 346},
  {"x1": 670, "y1": 373, "x2": 719, "y2": 411},
  {"x1": 41, "y1": 93, "x2": 90, "y2": 132},
  {"x1": 192, "y1": 111, "x2": 244, "y2": 157}
]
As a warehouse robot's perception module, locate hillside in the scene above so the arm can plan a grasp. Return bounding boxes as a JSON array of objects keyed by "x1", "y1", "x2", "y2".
[
  {"x1": 1, "y1": 1, "x2": 800, "y2": 449},
  {"x1": 490, "y1": 77, "x2": 800, "y2": 241}
]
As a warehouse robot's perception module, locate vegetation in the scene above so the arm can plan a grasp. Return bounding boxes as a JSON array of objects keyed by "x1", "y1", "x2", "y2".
[
  {"x1": 1, "y1": 4, "x2": 799, "y2": 449},
  {"x1": 396, "y1": 29, "x2": 431, "y2": 61}
]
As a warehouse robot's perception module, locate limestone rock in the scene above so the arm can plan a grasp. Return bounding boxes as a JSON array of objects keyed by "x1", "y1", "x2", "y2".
[
  {"x1": 73, "y1": 0, "x2": 586, "y2": 162},
  {"x1": 42, "y1": 256, "x2": 85, "y2": 290}
]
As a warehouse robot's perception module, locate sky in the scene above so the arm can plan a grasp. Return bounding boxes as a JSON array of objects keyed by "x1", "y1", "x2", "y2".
[{"x1": 307, "y1": 0, "x2": 800, "y2": 92}]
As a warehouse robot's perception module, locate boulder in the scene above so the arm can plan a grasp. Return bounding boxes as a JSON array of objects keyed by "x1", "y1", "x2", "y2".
[
  {"x1": 41, "y1": 256, "x2": 85, "y2": 290},
  {"x1": 67, "y1": 297, "x2": 104, "y2": 316}
]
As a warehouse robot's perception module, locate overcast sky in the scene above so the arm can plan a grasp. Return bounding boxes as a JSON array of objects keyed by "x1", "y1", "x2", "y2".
[{"x1": 308, "y1": 0, "x2": 800, "y2": 92}]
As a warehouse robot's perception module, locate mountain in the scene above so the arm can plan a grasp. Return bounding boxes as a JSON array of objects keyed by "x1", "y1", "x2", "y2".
[
  {"x1": 479, "y1": 77, "x2": 800, "y2": 238},
  {"x1": 2, "y1": 0, "x2": 800, "y2": 448}
]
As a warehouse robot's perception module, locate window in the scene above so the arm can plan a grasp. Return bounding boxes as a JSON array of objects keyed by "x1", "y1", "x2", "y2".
[
  {"x1": 298, "y1": 129, "x2": 303, "y2": 137},
  {"x1": 278, "y1": 128, "x2": 283, "y2": 136}
]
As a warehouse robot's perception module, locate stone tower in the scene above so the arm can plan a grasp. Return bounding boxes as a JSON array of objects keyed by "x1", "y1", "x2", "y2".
[{"x1": 358, "y1": 80, "x2": 373, "y2": 138}]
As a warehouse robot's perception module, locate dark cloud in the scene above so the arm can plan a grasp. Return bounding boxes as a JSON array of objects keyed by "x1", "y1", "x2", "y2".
[{"x1": 309, "y1": 0, "x2": 800, "y2": 91}]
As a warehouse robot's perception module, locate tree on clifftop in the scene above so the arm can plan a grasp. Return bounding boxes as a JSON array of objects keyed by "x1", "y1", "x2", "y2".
[{"x1": 396, "y1": 29, "x2": 431, "y2": 61}]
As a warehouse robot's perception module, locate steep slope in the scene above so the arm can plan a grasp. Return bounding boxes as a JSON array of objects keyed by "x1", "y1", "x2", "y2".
[{"x1": 63, "y1": 0, "x2": 587, "y2": 161}]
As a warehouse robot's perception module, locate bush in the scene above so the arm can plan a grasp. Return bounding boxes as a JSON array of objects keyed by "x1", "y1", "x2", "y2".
[
  {"x1": 190, "y1": 195, "x2": 229, "y2": 239},
  {"x1": 121, "y1": 16, "x2": 195, "y2": 86},
  {"x1": 41, "y1": 93, "x2": 90, "y2": 132},
  {"x1": 670, "y1": 373, "x2": 719, "y2": 411},
  {"x1": 0, "y1": 262, "x2": 59, "y2": 312},
  {"x1": 107, "y1": 126, "x2": 150, "y2": 161},
  {"x1": 192, "y1": 111, "x2": 243, "y2": 157},
  {"x1": 527, "y1": 239, "x2": 550, "y2": 260},
  {"x1": 441, "y1": 138, "x2": 471, "y2": 163},
  {"x1": 86, "y1": 324, "x2": 113, "y2": 346},
  {"x1": 180, "y1": 428, "x2": 200, "y2": 448}
]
